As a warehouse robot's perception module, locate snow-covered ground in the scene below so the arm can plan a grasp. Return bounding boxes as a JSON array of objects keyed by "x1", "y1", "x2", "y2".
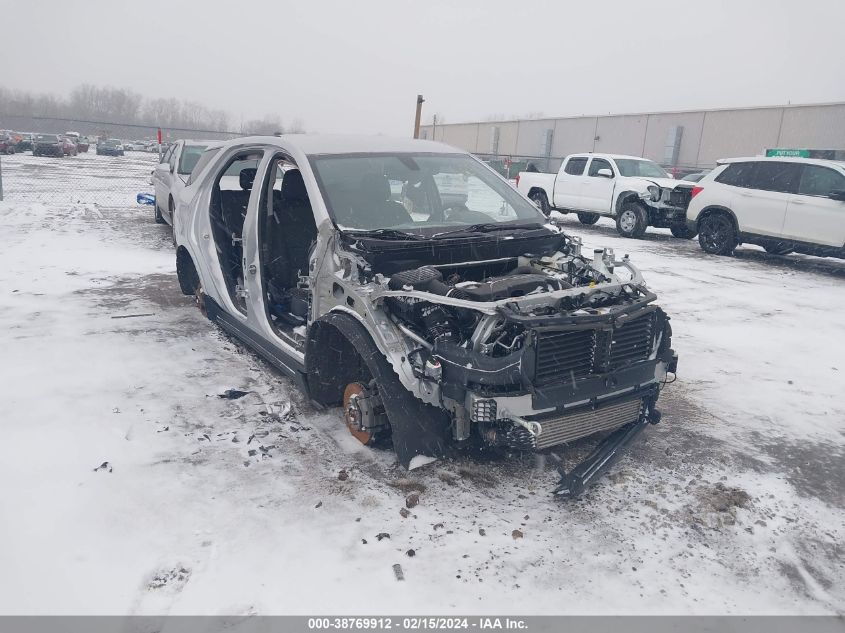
[{"x1": 0, "y1": 153, "x2": 843, "y2": 616}]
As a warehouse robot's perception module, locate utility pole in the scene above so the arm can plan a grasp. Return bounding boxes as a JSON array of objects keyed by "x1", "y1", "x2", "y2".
[
  {"x1": 413, "y1": 94, "x2": 424, "y2": 139},
  {"x1": 432, "y1": 114, "x2": 437, "y2": 140}
]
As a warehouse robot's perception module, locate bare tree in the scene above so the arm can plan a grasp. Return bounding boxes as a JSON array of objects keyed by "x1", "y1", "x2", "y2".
[{"x1": 0, "y1": 83, "x2": 305, "y2": 135}]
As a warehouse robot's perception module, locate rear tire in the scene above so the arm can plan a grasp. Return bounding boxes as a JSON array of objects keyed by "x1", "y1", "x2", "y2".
[
  {"x1": 615, "y1": 201, "x2": 648, "y2": 238},
  {"x1": 698, "y1": 213, "x2": 737, "y2": 255},
  {"x1": 529, "y1": 190, "x2": 550, "y2": 216},
  {"x1": 154, "y1": 202, "x2": 166, "y2": 224},
  {"x1": 577, "y1": 212, "x2": 600, "y2": 225},
  {"x1": 670, "y1": 224, "x2": 698, "y2": 239},
  {"x1": 176, "y1": 248, "x2": 200, "y2": 296},
  {"x1": 169, "y1": 197, "x2": 177, "y2": 245}
]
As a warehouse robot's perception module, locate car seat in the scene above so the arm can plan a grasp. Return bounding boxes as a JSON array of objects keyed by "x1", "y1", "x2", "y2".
[
  {"x1": 351, "y1": 174, "x2": 413, "y2": 228},
  {"x1": 265, "y1": 169, "x2": 318, "y2": 297}
]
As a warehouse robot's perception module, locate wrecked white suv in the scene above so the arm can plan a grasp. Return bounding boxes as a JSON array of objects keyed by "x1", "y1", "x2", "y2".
[{"x1": 174, "y1": 135, "x2": 678, "y2": 496}]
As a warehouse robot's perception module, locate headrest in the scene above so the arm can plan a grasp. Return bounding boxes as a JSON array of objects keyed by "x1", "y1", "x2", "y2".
[
  {"x1": 358, "y1": 173, "x2": 391, "y2": 205},
  {"x1": 240, "y1": 168, "x2": 257, "y2": 191},
  {"x1": 281, "y1": 169, "x2": 308, "y2": 201}
]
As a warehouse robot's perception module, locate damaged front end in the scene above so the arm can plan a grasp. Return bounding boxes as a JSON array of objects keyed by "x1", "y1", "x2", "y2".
[
  {"x1": 347, "y1": 231, "x2": 678, "y2": 497},
  {"x1": 640, "y1": 182, "x2": 694, "y2": 228}
]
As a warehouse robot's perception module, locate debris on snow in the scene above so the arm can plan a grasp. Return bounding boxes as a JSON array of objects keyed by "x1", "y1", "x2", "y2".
[
  {"x1": 376, "y1": 533, "x2": 390, "y2": 541},
  {"x1": 389, "y1": 479, "x2": 426, "y2": 494},
  {"x1": 392, "y1": 564, "x2": 404, "y2": 581},
  {"x1": 512, "y1": 529, "x2": 524, "y2": 540},
  {"x1": 93, "y1": 461, "x2": 113, "y2": 473},
  {"x1": 218, "y1": 389, "x2": 250, "y2": 400},
  {"x1": 406, "y1": 549, "x2": 416, "y2": 557},
  {"x1": 405, "y1": 493, "x2": 420, "y2": 509},
  {"x1": 399, "y1": 508, "x2": 410, "y2": 519},
  {"x1": 338, "y1": 469, "x2": 349, "y2": 481},
  {"x1": 148, "y1": 566, "x2": 191, "y2": 590}
]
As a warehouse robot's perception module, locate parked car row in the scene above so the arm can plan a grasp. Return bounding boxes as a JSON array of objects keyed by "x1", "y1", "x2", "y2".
[
  {"x1": 122, "y1": 139, "x2": 169, "y2": 153},
  {"x1": 0, "y1": 129, "x2": 134, "y2": 158},
  {"x1": 516, "y1": 152, "x2": 845, "y2": 261}
]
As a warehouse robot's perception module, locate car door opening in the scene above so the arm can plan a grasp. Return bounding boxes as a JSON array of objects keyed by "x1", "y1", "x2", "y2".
[
  {"x1": 260, "y1": 159, "x2": 318, "y2": 340},
  {"x1": 209, "y1": 152, "x2": 261, "y2": 313}
]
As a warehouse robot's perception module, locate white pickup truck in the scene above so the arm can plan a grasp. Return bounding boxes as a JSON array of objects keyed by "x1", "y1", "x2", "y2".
[{"x1": 516, "y1": 153, "x2": 697, "y2": 238}]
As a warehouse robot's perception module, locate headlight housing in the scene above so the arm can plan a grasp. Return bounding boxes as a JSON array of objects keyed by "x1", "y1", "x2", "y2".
[{"x1": 647, "y1": 185, "x2": 661, "y2": 202}]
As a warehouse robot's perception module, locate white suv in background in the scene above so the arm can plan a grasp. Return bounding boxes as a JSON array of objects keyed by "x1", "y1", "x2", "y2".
[{"x1": 686, "y1": 157, "x2": 845, "y2": 258}]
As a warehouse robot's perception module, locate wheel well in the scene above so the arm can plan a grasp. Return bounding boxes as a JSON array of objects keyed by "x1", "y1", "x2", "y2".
[
  {"x1": 615, "y1": 192, "x2": 641, "y2": 214},
  {"x1": 697, "y1": 206, "x2": 739, "y2": 233},
  {"x1": 305, "y1": 314, "x2": 373, "y2": 406}
]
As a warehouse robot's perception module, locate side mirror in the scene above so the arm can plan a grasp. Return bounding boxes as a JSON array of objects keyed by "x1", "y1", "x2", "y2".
[
  {"x1": 597, "y1": 168, "x2": 613, "y2": 178},
  {"x1": 828, "y1": 189, "x2": 845, "y2": 202}
]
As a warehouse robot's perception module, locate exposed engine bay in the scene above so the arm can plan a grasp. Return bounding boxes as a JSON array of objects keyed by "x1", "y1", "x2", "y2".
[{"x1": 328, "y1": 229, "x2": 678, "y2": 495}]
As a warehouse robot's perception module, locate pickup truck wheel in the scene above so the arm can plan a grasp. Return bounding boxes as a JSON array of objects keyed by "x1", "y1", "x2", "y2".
[
  {"x1": 577, "y1": 212, "x2": 600, "y2": 225},
  {"x1": 615, "y1": 202, "x2": 648, "y2": 238},
  {"x1": 529, "y1": 191, "x2": 550, "y2": 216},
  {"x1": 698, "y1": 213, "x2": 737, "y2": 255},
  {"x1": 764, "y1": 243, "x2": 794, "y2": 256},
  {"x1": 670, "y1": 224, "x2": 697, "y2": 239}
]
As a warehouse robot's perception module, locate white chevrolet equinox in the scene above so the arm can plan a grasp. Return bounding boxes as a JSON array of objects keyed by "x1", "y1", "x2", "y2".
[{"x1": 686, "y1": 157, "x2": 845, "y2": 258}]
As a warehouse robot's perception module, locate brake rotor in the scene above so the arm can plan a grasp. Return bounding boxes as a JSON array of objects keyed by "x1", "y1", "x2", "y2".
[{"x1": 343, "y1": 382, "x2": 374, "y2": 445}]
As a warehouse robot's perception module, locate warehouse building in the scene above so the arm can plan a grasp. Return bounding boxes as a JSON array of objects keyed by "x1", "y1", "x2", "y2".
[{"x1": 419, "y1": 102, "x2": 845, "y2": 176}]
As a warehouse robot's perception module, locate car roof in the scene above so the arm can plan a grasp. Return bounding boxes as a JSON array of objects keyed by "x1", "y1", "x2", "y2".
[
  {"x1": 717, "y1": 156, "x2": 845, "y2": 170},
  {"x1": 568, "y1": 153, "x2": 652, "y2": 161},
  {"x1": 217, "y1": 134, "x2": 464, "y2": 156},
  {"x1": 183, "y1": 139, "x2": 224, "y2": 148}
]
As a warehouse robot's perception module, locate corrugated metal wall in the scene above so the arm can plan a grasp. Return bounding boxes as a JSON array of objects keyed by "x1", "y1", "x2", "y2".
[{"x1": 421, "y1": 103, "x2": 845, "y2": 169}]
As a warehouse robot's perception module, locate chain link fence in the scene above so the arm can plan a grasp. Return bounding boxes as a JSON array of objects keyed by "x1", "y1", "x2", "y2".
[
  {"x1": 0, "y1": 116, "x2": 242, "y2": 207},
  {"x1": 0, "y1": 147, "x2": 161, "y2": 206}
]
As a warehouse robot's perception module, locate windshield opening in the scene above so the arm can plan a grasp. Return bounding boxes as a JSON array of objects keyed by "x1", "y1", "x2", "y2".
[
  {"x1": 309, "y1": 152, "x2": 546, "y2": 233},
  {"x1": 615, "y1": 158, "x2": 669, "y2": 178}
]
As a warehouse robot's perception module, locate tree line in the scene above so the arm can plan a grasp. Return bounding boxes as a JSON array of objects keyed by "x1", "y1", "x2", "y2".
[{"x1": 0, "y1": 84, "x2": 304, "y2": 135}]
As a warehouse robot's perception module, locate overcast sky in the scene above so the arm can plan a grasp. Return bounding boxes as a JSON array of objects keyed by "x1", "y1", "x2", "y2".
[{"x1": 3, "y1": 0, "x2": 844, "y2": 135}]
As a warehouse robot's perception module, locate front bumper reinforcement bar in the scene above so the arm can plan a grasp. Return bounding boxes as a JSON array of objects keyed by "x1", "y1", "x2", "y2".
[{"x1": 553, "y1": 404, "x2": 660, "y2": 498}]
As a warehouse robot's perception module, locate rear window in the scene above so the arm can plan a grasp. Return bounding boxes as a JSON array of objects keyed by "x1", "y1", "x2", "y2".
[
  {"x1": 36, "y1": 134, "x2": 58, "y2": 142},
  {"x1": 798, "y1": 165, "x2": 845, "y2": 197},
  {"x1": 714, "y1": 162, "x2": 756, "y2": 188},
  {"x1": 564, "y1": 157, "x2": 588, "y2": 175},
  {"x1": 750, "y1": 162, "x2": 801, "y2": 194}
]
